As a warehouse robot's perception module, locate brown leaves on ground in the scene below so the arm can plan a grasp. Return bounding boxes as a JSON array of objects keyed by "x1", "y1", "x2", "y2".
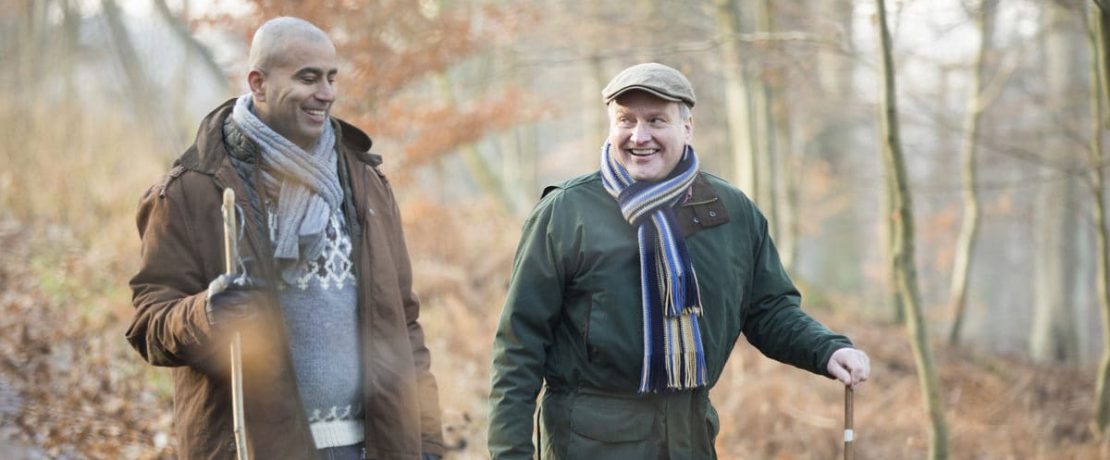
[
  {"x1": 2, "y1": 206, "x2": 1110, "y2": 459},
  {"x1": 708, "y1": 310, "x2": 1107, "y2": 459},
  {"x1": 0, "y1": 220, "x2": 174, "y2": 459}
]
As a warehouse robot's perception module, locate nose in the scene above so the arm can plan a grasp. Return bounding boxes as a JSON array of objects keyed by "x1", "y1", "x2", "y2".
[
  {"x1": 316, "y1": 81, "x2": 336, "y2": 103},
  {"x1": 629, "y1": 122, "x2": 651, "y2": 145}
]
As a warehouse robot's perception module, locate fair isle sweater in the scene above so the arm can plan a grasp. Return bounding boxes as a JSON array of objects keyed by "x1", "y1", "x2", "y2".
[
  {"x1": 271, "y1": 206, "x2": 362, "y2": 449},
  {"x1": 223, "y1": 119, "x2": 363, "y2": 449}
]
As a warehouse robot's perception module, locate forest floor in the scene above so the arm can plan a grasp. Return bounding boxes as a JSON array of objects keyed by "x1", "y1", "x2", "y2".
[{"x1": 1, "y1": 214, "x2": 1108, "y2": 459}]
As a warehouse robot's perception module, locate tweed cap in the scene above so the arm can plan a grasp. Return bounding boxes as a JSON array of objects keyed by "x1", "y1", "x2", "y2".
[{"x1": 602, "y1": 63, "x2": 696, "y2": 107}]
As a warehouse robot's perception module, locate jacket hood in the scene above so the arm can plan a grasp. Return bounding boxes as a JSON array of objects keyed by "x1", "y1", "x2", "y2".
[{"x1": 177, "y1": 97, "x2": 380, "y2": 174}]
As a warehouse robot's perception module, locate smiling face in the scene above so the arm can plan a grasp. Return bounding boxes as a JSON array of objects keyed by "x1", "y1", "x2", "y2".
[
  {"x1": 606, "y1": 90, "x2": 692, "y2": 182},
  {"x1": 248, "y1": 37, "x2": 337, "y2": 150}
]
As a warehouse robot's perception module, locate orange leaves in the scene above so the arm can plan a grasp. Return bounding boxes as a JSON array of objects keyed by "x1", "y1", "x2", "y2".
[
  {"x1": 334, "y1": 7, "x2": 478, "y2": 101},
  {"x1": 0, "y1": 222, "x2": 175, "y2": 459},
  {"x1": 369, "y1": 86, "x2": 535, "y2": 168},
  {"x1": 207, "y1": 1, "x2": 541, "y2": 181}
]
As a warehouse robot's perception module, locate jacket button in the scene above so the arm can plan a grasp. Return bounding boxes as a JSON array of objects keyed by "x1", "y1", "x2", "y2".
[
  {"x1": 708, "y1": 210, "x2": 717, "y2": 217},
  {"x1": 227, "y1": 441, "x2": 236, "y2": 451},
  {"x1": 693, "y1": 217, "x2": 701, "y2": 224}
]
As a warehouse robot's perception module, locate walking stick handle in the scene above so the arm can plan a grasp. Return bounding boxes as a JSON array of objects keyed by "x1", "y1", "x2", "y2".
[
  {"x1": 223, "y1": 189, "x2": 238, "y2": 278},
  {"x1": 844, "y1": 385, "x2": 854, "y2": 460},
  {"x1": 223, "y1": 189, "x2": 250, "y2": 460}
]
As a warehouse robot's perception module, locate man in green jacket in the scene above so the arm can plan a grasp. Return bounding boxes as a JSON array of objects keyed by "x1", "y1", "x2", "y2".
[{"x1": 488, "y1": 63, "x2": 870, "y2": 460}]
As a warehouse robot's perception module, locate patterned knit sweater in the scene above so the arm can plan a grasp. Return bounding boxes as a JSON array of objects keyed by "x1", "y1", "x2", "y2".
[
  {"x1": 223, "y1": 119, "x2": 363, "y2": 449},
  {"x1": 271, "y1": 206, "x2": 362, "y2": 449}
]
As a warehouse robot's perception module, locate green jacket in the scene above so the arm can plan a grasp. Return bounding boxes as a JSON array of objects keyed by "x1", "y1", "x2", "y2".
[{"x1": 488, "y1": 171, "x2": 852, "y2": 460}]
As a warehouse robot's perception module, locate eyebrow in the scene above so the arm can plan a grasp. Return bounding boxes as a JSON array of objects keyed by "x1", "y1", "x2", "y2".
[
  {"x1": 616, "y1": 108, "x2": 670, "y2": 119},
  {"x1": 294, "y1": 67, "x2": 338, "y2": 78}
]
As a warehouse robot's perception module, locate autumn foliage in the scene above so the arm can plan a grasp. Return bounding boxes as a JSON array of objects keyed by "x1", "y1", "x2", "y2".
[
  {"x1": 3, "y1": 1, "x2": 1110, "y2": 459},
  {"x1": 200, "y1": 0, "x2": 539, "y2": 174}
]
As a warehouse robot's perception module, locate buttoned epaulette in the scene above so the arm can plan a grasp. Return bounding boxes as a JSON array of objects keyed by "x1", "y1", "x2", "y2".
[{"x1": 157, "y1": 165, "x2": 187, "y2": 198}]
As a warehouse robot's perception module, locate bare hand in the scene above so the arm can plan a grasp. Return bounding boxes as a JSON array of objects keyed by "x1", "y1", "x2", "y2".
[{"x1": 827, "y1": 347, "x2": 870, "y2": 388}]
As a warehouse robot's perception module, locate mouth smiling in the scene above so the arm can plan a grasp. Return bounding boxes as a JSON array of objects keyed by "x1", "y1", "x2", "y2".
[
  {"x1": 628, "y1": 148, "x2": 657, "y2": 157},
  {"x1": 303, "y1": 107, "x2": 328, "y2": 123}
]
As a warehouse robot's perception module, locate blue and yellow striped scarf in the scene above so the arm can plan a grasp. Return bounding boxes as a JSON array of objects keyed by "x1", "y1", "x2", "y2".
[{"x1": 600, "y1": 142, "x2": 708, "y2": 393}]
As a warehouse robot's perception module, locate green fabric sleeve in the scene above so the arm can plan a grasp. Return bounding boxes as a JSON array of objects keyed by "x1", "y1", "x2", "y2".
[
  {"x1": 741, "y1": 208, "x2": 853, "y2": 376},
  {"x1": 488, "y1": 193, "x2": 567, "y2": 460}
]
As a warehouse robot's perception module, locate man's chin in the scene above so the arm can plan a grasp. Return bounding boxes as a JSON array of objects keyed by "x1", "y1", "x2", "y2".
[
  {"x1": 629, "y1": 171, "x2": 663, "y2": 182},
  {"x1": 297, "y1": 127, "x2": 324, "y2": 143}
]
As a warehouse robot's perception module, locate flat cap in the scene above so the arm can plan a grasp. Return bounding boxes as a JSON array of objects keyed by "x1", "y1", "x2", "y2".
[{"x1": 602, "y1": 62, "x2": 696, "y2": 107}]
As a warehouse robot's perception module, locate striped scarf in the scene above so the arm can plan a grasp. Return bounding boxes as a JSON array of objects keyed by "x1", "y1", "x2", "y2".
[{"x1": 600, "y1": 142, "x2": 708, "y2": 393}]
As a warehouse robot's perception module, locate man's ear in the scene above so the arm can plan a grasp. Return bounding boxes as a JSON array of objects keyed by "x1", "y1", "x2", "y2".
[
  {"x1": 684, "y1": 115, "x2": 694, "y2": 143},
  {"x1": 247, "y1": 69, "x2": 266, "y2": 102}
]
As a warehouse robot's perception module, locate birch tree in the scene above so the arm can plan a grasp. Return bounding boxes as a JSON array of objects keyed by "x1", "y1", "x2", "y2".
[
  {"x1": 1088, "y1": 0, "x2": 1110, "y2": 438},
  {"x1": 1029, "y1": 1, "x2": 1083, "y2": 364},
  {"x1": 948, "y1": 0, "x2": 997, "y2": 346},
  {"x1": 875, "y1": 1, "x2": 949, "y2": 457},
  {"x1": 750, "y1": 0, "x2": 779, "y2": 231},
  {"x1": 714, "y1": 0, "x2": 758, "y2": 197}
]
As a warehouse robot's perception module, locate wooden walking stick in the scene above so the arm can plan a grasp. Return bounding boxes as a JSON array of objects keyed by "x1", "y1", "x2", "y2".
[
  {"x1": 843, "y1": 386, "x2": 854, "y2": 460},
  {"x1": 223, "y1": 188, "x2": 250, "y2": 460}
]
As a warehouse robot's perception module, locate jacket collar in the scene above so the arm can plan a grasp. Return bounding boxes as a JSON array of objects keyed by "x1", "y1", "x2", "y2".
[
  {"x1": 676, "y1": 173, "x2": 730, "y2": 237},
  {"x1": 684, "y1": 173, "x2": 719, "y2": 205},
  {"x1": 177, "y1": 97, "x2": 381, "y2": 174}
]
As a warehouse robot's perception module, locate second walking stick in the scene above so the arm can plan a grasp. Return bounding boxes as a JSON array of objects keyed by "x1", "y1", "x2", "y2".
[{"x1": 843, "y1": 386, "x2": 854, "y2": 460}]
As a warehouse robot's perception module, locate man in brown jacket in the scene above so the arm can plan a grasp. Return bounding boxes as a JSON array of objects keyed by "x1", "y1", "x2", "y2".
[{"x1": 126, "y1": 17, "x2": 444, "y2": 460}]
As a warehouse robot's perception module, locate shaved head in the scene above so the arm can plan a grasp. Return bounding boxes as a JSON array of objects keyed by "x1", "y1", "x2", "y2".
[
  {"x1": 245, "y1": 16, "x2": 338, "y2": 150},
  {"x1": 248, "y1": 17, "x2": 334, "y2": 73}
]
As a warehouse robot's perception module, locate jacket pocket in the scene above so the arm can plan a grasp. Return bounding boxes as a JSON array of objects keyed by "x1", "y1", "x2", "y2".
[
  {"x1": 580, "y1": 292, "x2": 642, "y2": 382},
  {"x1": 567, "y1": 393, "x2": 659, "y2": 459}
]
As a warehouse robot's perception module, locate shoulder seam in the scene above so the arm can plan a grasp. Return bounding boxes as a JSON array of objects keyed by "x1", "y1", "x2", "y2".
[
  {"x1": 157, "y1": 165, "x2": 188, "y2": 198},
  {"x1": 540, "y1": 172, "x2": 599, "y2": 199}
]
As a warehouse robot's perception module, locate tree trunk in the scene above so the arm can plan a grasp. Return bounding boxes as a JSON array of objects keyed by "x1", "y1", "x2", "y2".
[
  {"x1": 426, "y1": 0, "x2": 523, "y2": 214},
  {"x1": 1097, "y1": 1, "x2": 1110, "y2": 130},
  {"x1": 582, "y1": 0, "x2": 607, "y2": 166},
  {"x1": 1088, "y1": 0, "x2": 1110, "y2": 437},
  {"x1": 635, "y1": 0, "x2": 660, "y2": 62},
  {"x1": 775, "y1": 92, "x2": 799, "y2": 271},
  {"x1": 153, "y1": 0, "x2": 228, "y2": 93},
  {"x1": 875, "y1": 1, "x2": 949, "y2": 458},
  {"x1": 501, "y1": 124, "x2": 539, "y2": 200},
  {"x1": 1029, "y1": 184, "x2": 1081, "y2": 362},
  {"x1": 948, "y1": 0, "x2": 996, "y2": 346},
  {"x1": 882, "y1": 157, "x2": 904, "y2": 324},
  {"x1": 752, "y1": 0, "x2": 780, "y2": 241},
  {"x1": 496, "y1": 49, "x2": 538, "y2": 206},
  {"x1": 61, "y1": 0, "x2": 80, "y2": 102},
  {"x1": 101, "y1": 0, "x2": 183, "y2": 151},
  {"x1": 432, "y1": 73, "x2": 524, "y2": 214},
  {"x1": 1029, "y1": 2, "x2": 1082, "y2": 364},
  {"x1": 812, "y1": 0, "x2": 870, "y2": 310},
  {"x1": 714, "y1": 0, "x2": 758, "y2": 196}
]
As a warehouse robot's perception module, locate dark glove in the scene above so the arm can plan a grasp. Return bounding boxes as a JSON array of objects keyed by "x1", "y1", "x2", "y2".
[
  {"x1": 421, "y1": 454, "x2": 441, "y2": 460},
  {"x1": 204, "y1": 273, "x2": 264, "y2": 330}
]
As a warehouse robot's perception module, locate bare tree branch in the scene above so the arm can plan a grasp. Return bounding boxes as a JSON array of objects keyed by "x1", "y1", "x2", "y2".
[{"x1": 151, "y1": 0, "x2": 230, "y2": 95}]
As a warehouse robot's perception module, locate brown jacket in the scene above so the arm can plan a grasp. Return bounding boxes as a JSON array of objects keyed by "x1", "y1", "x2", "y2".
[{"x1": 127, "y1": 99, "x2": 444, "y2": 459}]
